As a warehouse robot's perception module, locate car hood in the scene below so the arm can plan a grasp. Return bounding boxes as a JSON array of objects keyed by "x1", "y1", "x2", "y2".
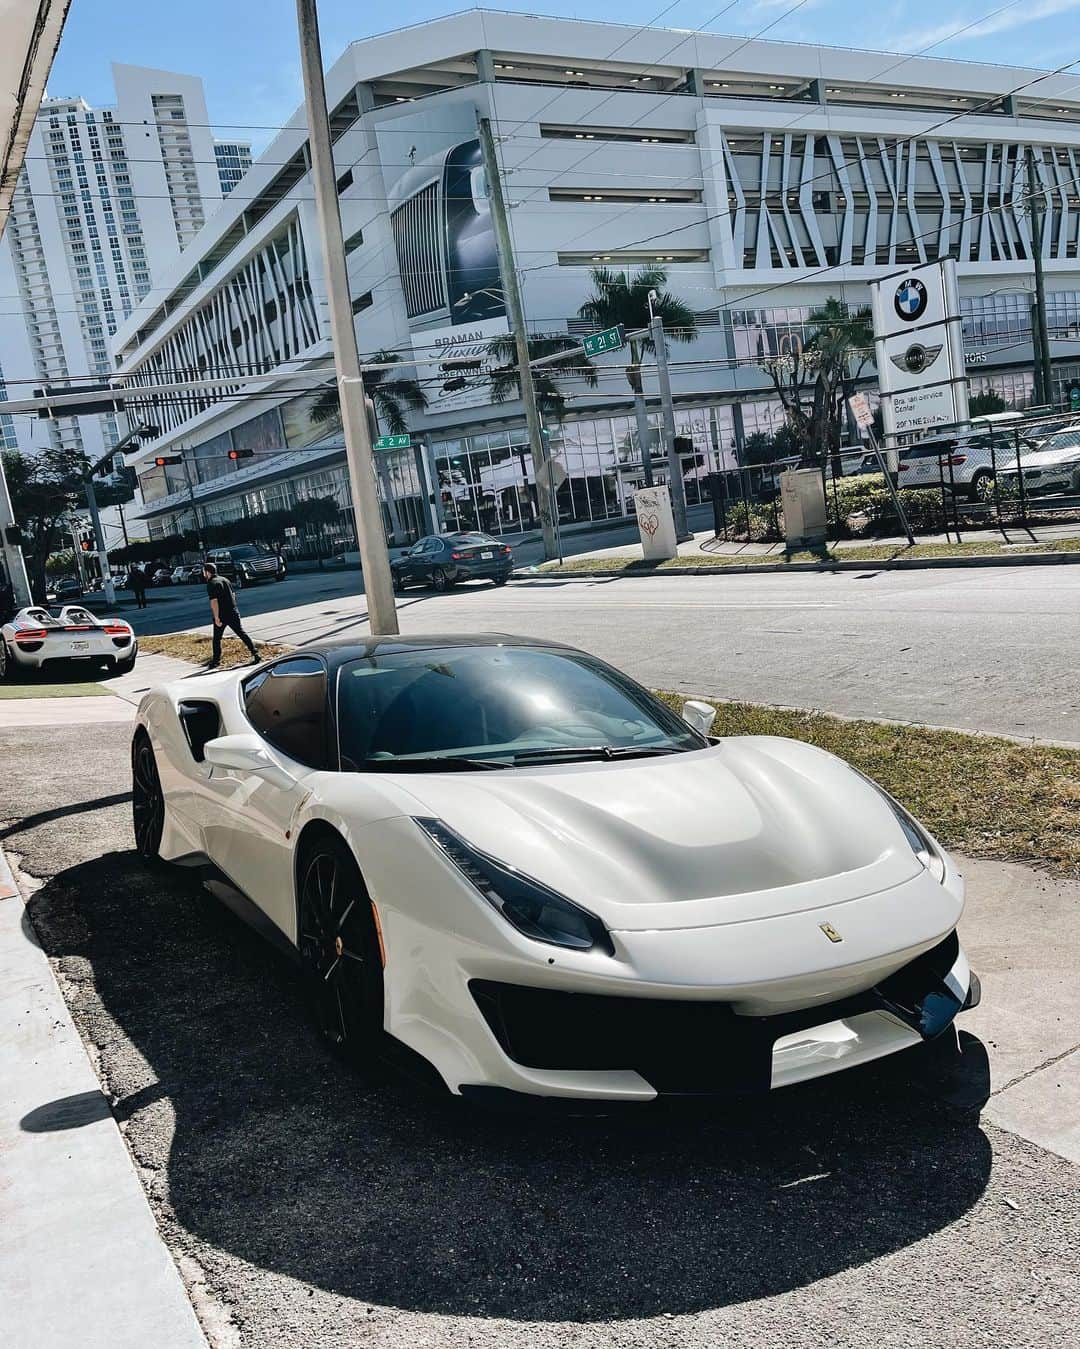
[
  {"x1": 1004, "y1": 445, "x2": 1080, "y2": 470},
  {"x1": 391, "y1": 737, "x2": 930, "y2": 931}
]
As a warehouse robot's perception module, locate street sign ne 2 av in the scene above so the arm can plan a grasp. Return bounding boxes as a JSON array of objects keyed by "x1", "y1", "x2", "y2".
[
  {"x1": 374, "y1": 434, "x2": 412, "y2": 450},
  {"x1": 582, "y1": 325, "x2": 626, "y2": 358}
]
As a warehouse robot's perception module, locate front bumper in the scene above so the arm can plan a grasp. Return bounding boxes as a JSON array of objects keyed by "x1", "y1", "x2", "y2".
[{"x1": 465, "y1": 932, "x2": 978, "y2": 1100}]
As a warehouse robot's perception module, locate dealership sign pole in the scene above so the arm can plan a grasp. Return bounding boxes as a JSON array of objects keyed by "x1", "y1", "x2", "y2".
[
  {"x1": 296, "y1": 0, "x2": 398, "y2": 634},
  {"x1": 869, "y1": 258, "x2": 970, "y2": 444}
]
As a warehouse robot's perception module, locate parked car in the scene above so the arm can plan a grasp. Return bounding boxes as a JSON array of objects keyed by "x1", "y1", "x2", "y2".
[
  {"x1": 996, "y1": 427, "x2": 1080, "y2": 496},
  {"x1": 150, "y1": 567, "x2": 173, "y2": 587},
  {"x1": 130, "y1": 634, "x2": 980, "y2": 1106},
  {"x1": 2, "y1": 603, "x2": 136, "y2": 678},
  {"x1": 391, "y1": 533, "x2": 514, "y2": 592},
  {"x1": 53, "y1": 578, "x2": 83, "y2": 601},
  {"x1": 169, "y1": 563, "x2": 203, "y2": 585},
  {"x1": 205, "y1": 545, "x2": 286, "y2": 588},
  {"x1": 896, "y1": 430, "x2": 1037, "y2": 501}
]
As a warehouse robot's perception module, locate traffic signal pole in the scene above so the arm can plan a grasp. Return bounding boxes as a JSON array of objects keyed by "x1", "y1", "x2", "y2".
[
  {"x1": 650, "y1": 314, "x2": 691, "y2": 541},
  {"x1": 296, "y1": 0, "x2": 398, "y2": 634},
  {"x1": 82, "y1": 476, "x2": 116, "y2": 606}
]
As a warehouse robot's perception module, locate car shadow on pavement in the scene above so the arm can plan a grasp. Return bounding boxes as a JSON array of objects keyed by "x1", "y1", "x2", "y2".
[{"x1": 25, "y1": 850, "x2": 993, "y2": 1323}]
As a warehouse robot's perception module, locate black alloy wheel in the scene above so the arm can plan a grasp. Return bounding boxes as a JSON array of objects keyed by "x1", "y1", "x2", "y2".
[
  {"x1": 298, "y1": 835, "x2": 385, "y2": 1071},
  {"x1": 131, "y1": 733, "x2": 165, "y2": 860},
  {"x1": 431, "y1": 566, "x2": 450, "y2": 593},
  {"x1": 493, "y1": 575, "x2": 508, "y2": 587},
  {"x1": 0, "y1": 641, "x2": 10, "y2": 681},
  {"x1": 392, "y1": 572, "x2": 406, "y2": 593}
]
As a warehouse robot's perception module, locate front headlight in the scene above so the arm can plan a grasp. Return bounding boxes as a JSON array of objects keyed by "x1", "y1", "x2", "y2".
[
  {"x1": 854, "y1": 770, "x2": 946, "y2": 883},
  {"x1": 415, "y1": 817, "x2": 614, "y2": 954}
]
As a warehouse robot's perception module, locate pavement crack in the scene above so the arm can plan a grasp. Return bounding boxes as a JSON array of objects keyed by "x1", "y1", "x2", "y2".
[{"x1": 990, "y1": 1040, "x2": 1080, "y2": 1097}]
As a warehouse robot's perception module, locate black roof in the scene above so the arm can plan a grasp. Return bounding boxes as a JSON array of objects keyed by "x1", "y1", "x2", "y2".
[{"x1": 300, "y1": 632, "x2": 575, "y2": 667}]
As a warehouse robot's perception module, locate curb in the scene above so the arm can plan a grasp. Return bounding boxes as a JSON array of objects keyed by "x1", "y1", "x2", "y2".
[
  {"x1": 0, "y1": 845, "x2": 208, "y2": 1348},
  {"x1": 520, "y1": 548, "x2": 1080, "y2": 580}
]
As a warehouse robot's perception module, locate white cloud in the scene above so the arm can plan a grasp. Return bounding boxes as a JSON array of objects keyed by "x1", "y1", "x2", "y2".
[{"x1": 890, "y1": 0, "x2": 1080, "y2": 54}]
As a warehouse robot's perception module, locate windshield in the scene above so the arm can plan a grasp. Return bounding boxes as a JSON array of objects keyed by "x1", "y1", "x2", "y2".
[{"x1": 336, "y1": 646, "x2": 704, "y2": 769}]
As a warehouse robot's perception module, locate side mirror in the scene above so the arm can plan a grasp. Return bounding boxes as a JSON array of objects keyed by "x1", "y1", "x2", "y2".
[
  {"x1": 682, "y1": 699, "x2": 717, "y2": 738},
  {"x1": 203, "y1": 733, "x2": 296, "y2": 789}
]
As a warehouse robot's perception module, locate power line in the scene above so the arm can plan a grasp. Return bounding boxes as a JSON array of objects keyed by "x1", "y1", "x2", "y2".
[{"x1": 520, "y1": 46, "x2": 1080, "y2": 273}]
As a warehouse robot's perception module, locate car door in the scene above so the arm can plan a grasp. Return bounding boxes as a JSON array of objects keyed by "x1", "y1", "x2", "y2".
[
  {"x1": 201, "y1": 655, "x2": 330, "y2": 938},
  {"x1": 402, "y1": 539, "x2": 430, "y2": 582}
]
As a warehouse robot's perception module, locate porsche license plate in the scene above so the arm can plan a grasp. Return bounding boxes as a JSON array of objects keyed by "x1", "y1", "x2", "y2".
[{"x1": 70, "y1": 641, "x2": 90, "y2": 651}]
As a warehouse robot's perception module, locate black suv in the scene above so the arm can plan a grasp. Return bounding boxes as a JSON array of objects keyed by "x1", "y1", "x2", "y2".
[{"x1": 205, "y1": 545, "x2": 286, "y2": 588}]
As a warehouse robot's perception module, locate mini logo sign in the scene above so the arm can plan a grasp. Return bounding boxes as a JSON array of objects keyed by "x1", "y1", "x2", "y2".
[
  {"x1": 819, "y1": 922, "x2": 843, "y2": 943},
  {"x1": 894, "y1": 277, "x2": 928, "y2": 322},
  {"x1": 890, "y1": 343, "x2": 943, "y2": 376}
]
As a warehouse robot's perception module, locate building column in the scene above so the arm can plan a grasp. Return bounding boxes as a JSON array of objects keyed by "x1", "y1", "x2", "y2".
[{"x1": 475, "y1": 50, "x2": 497, "y2": 84}]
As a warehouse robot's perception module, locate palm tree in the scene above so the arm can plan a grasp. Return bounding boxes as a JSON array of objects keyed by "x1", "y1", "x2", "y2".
[
  {"x1": 485, "y1": 333, "x2": 597, "y2": 422},
  {"x1": 309, "y1": 350, "x2": 427, "y2": 436},
  {"x1": 577, "y1": 266, "x2": 698, "y2": 484},
  {"x1": 309, "y1": 351, "x2": 427, "y2": 545}
]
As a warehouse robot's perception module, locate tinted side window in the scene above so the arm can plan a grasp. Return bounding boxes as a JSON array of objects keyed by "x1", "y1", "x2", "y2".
[{"x1": 243, "y1": 657, "x2": 328, "y2": 768}]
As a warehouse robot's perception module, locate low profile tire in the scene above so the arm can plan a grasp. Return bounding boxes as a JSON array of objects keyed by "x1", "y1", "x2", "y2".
[
  {"x1": 970, "y1": 470, "x2": 995, "y2": 503},
  {"x1": 392, "y1": 574, "x2": 405, "y2": 594},
  {"x1": 0, "y1": 641, "x2": 12, "y2": 681},
  {"x1": 115, "y1": 651, "x2": 137, "y2": 675},
  {"x1": 131, "y1": 731, "x2": 165, "y2": 862},
  {"x1": 431, "y1": 566, "x2": 451, "y2": 593},
  {"x1": 493, "y1": 576, "x2": 509, "y2": 587},
  {"x1": 297, "y1": 833, "x2": 387, "y2": 1074}
]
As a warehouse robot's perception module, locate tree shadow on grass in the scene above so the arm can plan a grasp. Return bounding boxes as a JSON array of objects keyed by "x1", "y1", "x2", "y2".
[{"x1": 25, "y1": 850, "x2": 992, "y2": 1322}]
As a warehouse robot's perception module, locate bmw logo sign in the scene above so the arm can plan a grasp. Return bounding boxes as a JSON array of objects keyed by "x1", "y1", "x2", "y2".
[{"x1": 894, "y1": 277, "x2": 928, "y2": 322}]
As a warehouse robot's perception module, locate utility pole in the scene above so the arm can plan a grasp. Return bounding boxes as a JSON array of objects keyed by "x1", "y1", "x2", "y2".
[
  {"x1": 0, "y1": 453, "x2": 33, "y2": 607},
  {"x1": 649, "y1": 310, "x2": 691, "y2": 541},
  {"x1": 1026, "y1": 148, "x2": 1054, "y2": 407},
  {"x1": 633, "y1": 385, "x2": 655, "y2": 489},
  {"x1": 296, "y1": 0, "x2": 398, "y2": 632},
  {"x1": 477, "y1": 114, "x2": 557, "y2": 561},
  {"x1": 82, "y1": 477, "x2": 116, "y2": 605}
]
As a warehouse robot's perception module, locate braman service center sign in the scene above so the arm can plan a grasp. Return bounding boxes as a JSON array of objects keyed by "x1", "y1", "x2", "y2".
[{"x1": 869, "y1": 258, "x2": 970, "y2": 440}]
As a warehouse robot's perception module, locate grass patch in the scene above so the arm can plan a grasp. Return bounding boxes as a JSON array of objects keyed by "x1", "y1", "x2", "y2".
[
  {"x1": 0, "y1": 678, "x2": 108, "y2": 699},
  {"x1": 137, "y1": 632, "x2": 292, "y2": 666},
  {"x1": 538, "y1": 534, "x2": 1080, "y2": 574},
  {"x1": 655, "y1": 694, "x2": 1080, "y2": 875}
]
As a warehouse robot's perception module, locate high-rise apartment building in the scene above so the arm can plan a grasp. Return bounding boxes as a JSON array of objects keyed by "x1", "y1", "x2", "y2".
[
  {"x1": 0, "y1": 63, "x2": 223, "y2": 464},
  {"x1": 214, "y1": 140, "x2": 252, "y2": 196}
]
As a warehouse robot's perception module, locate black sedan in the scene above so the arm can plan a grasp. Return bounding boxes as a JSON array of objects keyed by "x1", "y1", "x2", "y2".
[{"x1": 391, "y1": 533, "x2": 513, "y2": 592}]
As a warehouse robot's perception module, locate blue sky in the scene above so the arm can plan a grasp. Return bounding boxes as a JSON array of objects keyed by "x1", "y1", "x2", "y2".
[{"x1": 48, "y1": 1, "x2": 1080, "y2": 153}]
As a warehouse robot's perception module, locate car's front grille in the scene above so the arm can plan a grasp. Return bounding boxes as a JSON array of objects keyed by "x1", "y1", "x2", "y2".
[
  {"x1": 470, "y1": 932, "x2": 962, "y2": 1095},
  {"x1": 391, "y1": 182, "x2": 447, "y2": 318}
]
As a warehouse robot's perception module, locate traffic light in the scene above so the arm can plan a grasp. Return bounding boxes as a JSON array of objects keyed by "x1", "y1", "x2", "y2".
[
  {"x1": 154, "y1": 454, "x2": 183, "y2": 467},
  {"x1": 4, "y1": 524, "x2": 22, "y2": 546},
  {"x1": 672, "y1": 435, "x2": 694, "y2": 455},
  {"x1": 228, "y1": 448, "x2": 255, "y2": 460}
]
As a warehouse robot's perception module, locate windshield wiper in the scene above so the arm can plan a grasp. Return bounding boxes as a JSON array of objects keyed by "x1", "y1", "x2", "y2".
[
  {"x1": 359, "y1": 755, "x2": 510, "y2": 772},
  {"x1": 509, "y1": 744, "x2": 685, "y2": 764}
]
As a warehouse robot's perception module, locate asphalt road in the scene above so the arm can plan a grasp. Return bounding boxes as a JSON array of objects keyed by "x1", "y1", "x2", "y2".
[
  {"x1": 4, "y1": 724, "x2": 1079, "y2": 1349},
  {"x1": 131, "y1": 562, "x2": 1080, "y2": 743}
]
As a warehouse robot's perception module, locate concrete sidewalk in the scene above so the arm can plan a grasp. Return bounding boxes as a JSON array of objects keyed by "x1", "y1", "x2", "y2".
[
  {"x1": 0, "y1": 653, "x2": 197, "y2": 729},
  {"x1": 0, "y1": 846, "x2": 207, "y2": 1349}
]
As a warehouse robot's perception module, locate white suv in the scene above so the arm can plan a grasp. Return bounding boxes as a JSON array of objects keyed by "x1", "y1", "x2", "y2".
[{"x1": 897, "y1": 431, "x2": 1036, "y2": 501}]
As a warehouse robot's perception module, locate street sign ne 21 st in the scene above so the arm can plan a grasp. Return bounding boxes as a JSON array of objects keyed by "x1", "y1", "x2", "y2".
[
  {"x1": 374, "y1": 434, "x2": 411, "y2": 450},
  {"x1": 582, "y1": 325, "x2": 626, "y2": 358}
]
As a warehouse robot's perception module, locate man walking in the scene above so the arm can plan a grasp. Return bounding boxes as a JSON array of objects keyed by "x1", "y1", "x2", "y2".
[
  {"x1": 203, "y1": 561, "x2": 259, "y2": 668},
  {"x1": 130, "y1": 563, "x2": 147, "y2": 609}
]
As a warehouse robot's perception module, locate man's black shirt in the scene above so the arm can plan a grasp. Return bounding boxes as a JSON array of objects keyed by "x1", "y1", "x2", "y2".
[{"x1": 206, "y1": 575, "x2": 238, "y2": 620}]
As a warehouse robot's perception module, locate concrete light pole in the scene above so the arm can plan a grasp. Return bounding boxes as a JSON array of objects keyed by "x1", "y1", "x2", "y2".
[
  {"x1": 0, "y1": 453, "x2": 33, "y2": 607},
  {"x1": 648, "y1": 291, "x2": 690, "y2": 541},
  {"x1": 1026, "y1": 149, "x2": 1054, "y2": 407},
  {"x1": 477, "y1": 114, "x2": 557, "y2": 561},
  {"x1": 295, "y1": 0, "x2": 399, "y2": 633}
]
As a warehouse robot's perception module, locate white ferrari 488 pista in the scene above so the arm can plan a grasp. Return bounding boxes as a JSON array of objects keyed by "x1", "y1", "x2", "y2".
[
  {"x1": 132, "y1": 635, "x2": 979, "y2": 1107},
  {"x1": 1, "y1": 605, "x2": 137, "y2": 678}
]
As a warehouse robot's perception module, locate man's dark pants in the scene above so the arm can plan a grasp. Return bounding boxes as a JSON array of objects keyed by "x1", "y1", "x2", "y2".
[{"x1": 211, "y1": 614, "x2": 257, "y2": 665}]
